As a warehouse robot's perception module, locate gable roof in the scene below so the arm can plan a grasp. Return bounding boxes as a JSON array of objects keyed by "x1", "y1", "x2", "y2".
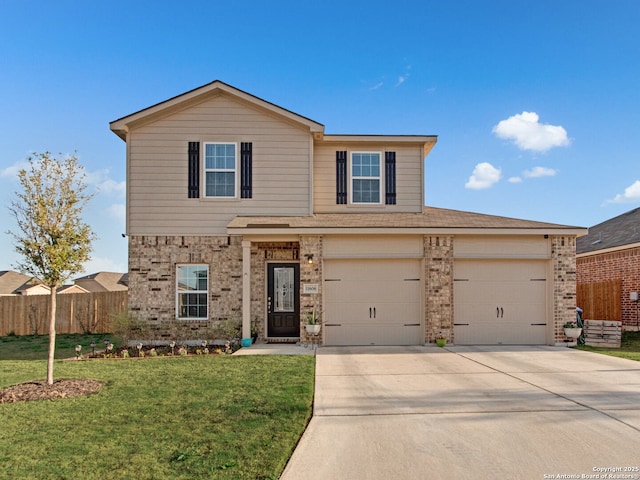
[
  {"x1": 227, "y1": 206, "x2": 586, "y2": 235},
  {"x1": 73, "y1": 272, "x2": 128, "y2": 292},
  {"x1": 577, "y1": 207, "x2": 640, "y2": 254},
  {"x1": 110, "y1": 80, "x2": 325, "y2": 140},
  {"x1": 0, "y1": 270, "x2": 47, "y2": 295}
]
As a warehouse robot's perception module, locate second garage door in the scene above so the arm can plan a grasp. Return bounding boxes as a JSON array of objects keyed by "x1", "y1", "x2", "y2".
[
  {"x1": 323, "y1": 259, "x2": 423, "y2": 346},
  {"x1": 453, "y1": 259, "x2": 549, "y2": 345}
]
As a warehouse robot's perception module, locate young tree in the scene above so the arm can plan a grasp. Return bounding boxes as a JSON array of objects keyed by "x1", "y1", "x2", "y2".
[{"x1": 7, "y1": 152, "x2": 96, "y2": 385}]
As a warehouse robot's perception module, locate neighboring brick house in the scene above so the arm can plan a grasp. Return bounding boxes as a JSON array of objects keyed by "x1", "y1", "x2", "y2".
[
  {"x1": 110, "y1": 80, "x2": 585, "y2": 346},
  {"x1": 577, "y1": 207, "x2": 640, "y2": 331}
]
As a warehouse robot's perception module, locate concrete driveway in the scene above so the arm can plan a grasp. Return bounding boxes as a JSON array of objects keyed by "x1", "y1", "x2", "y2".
[{"x1": 281, "y1": 345, "x2": 640, "y2": 480}]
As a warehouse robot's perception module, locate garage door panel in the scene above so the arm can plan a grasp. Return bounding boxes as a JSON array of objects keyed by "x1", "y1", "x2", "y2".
[
  {"x1": 324, "y1": 259, "x2": 423, "y2": 346},
  {"x1": 454, "y1": 259, "x2": 548, "y2": 345},
  {"x1": 326, "y1": 282, "x2": 419, "y2": 303}
]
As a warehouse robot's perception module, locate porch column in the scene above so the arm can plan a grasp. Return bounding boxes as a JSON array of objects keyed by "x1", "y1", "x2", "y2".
[{"x1": 242, "y1": 240, "x2": 251, "y2": 339}]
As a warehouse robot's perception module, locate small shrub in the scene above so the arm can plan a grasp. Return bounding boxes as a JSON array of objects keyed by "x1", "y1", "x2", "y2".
[{"x1": 112, "y1": 313, "x2": 151, "y2": 345}]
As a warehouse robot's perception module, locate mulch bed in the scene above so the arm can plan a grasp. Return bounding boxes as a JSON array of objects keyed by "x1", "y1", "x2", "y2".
[{"x1": 0, "y1": 379, "x2": 103, "y2": 404}]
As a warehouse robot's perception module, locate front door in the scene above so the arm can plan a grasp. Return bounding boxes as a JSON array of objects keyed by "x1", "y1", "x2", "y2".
[{"x1": 267, "y1": 263, "x2": 300, "y2": 337}]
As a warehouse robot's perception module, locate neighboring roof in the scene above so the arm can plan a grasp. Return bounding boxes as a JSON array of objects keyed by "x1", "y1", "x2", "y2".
[
  {"x1": 58, "y1": 284, "x2": 90, "y2": 294},
  {"x1": 577, "y1": 207, "x2": 640, "y2": 254},
  {"x1": 0, "y1": 270, "x2": 47, "y2": 295},
  {"x1": 73, "y1": 272, "x2": 128, "y2": 292},
  {"x1": 227, "y1": 206, "x2": 586, "y2": 235},
  {"x1": 110, "y1": 80, "x2": 325, "y2": 140}
]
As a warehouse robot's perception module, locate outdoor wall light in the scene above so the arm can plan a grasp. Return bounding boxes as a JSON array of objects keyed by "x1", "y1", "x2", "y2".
[{"x1": 305, "y1": 254, "x2": 314, "y2": 264}]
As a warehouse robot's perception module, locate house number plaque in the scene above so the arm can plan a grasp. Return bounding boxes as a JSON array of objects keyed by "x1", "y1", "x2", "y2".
[{"x1": 303, "y1": 284, "x2": 319, "y2": 294}]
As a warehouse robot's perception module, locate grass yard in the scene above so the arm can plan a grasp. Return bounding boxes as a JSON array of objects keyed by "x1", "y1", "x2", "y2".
[
  {"x1": 0, "y1": 353, "x2": 315, "y2": 479},
  {"x1": 576, "y1": 331, "x2": 640, "y2": 361},
  {"x1": 0, "y1": 333, "x2": 118, "y2": 360}
]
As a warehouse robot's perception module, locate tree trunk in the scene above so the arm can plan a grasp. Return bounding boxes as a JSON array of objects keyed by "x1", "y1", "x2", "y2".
[{"x1": 46, "y1": 286, "x2": 57, "y2": 385}]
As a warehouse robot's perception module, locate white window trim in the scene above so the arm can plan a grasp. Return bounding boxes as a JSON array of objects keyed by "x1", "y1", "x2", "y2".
[
  {"x1": 349, "y1": 151, "x2": 383, "y2": 205},
  {"x1": 203, "y1": 142, "x2": 238, "y2": 199},
  {"x1": 176, "y1": 264, "x2": 209, "y2": 321}
]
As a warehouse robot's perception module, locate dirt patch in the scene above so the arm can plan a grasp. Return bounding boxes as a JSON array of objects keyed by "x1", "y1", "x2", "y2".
[{"x1": 0, "y1": 379, "x2": 103, "y2": 404}]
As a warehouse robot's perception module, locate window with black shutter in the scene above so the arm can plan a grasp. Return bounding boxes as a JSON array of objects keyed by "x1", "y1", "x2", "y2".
[
  {"x1": 240, "y1": 142, "x2": 252, "y2": 198},
  {"x1": 385, "y1": 151, "x2": 396, "y2": 205},
  {"x1": 188, "y1": 141, "x2": 200, "y2": 198},
  {"x1": 336, "y1": 150, "x2": 347, "y2": 204}
]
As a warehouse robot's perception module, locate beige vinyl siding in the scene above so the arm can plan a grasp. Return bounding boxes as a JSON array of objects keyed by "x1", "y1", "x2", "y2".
[
  {"x1": 323, "y1": 235, "x2": 423, "y2": 258},
  {"x1": 127, "y1": 93, "x2": 312, "y2": 235},
  {"x1": 312, "y1": 143, "x2": 423, "y2": 213},
  {"x1": 454, "y1": 235, "x2": 551, "y2": 259}
]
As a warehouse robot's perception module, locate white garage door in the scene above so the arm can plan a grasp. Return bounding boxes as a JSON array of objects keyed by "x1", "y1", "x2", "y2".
[
  {"x1": 323, "y1": 259, "x2": 423, "y2": 346},
  {"x1": 453, "y1": 259, "x2": 548, "y2": 345}
]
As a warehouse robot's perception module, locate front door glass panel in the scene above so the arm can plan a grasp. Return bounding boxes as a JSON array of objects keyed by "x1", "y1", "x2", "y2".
[{"x1": 274, "y1": 267, "x2": 294, "y2": 312}]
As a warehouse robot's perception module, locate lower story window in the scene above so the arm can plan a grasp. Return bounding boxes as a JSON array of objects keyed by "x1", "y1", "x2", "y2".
[{"x1": 177, "y1": 264, "x2": 208, "y2": 319}]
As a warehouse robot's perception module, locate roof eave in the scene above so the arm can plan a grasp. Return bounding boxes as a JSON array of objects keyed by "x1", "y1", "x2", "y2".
[
  {"x1": 318, "y1": 134, "x2": 438, "y2": 157},
  {"x1": 227, "y1": 226, "x2": 587, "y2": 236},
  {"x1": 109, "y1": 80, "x2": 325, "y2": 140}
]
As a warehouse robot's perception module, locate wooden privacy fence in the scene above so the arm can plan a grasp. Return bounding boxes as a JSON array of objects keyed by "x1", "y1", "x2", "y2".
[
  {"x1": 0, "y1": 291, "x2": 128, "y2": 336},
  {"x1": 577, "y1": 279, "x2": 622, "y2": 321}
]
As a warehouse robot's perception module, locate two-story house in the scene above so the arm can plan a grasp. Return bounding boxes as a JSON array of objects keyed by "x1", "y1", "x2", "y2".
[{"x1": 110, "y1": 80, "x2": 585, "y2": 346}]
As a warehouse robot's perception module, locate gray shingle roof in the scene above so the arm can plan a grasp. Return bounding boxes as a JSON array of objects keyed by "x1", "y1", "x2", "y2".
[{"x1": 576, "y1": 207, "x2": 640, "y2": 254}]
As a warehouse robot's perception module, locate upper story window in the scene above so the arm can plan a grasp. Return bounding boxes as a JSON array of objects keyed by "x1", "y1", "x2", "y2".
[
  {"x1": 204, "y1": 143, "x2": 237, "y2": 197},
  {"x1": 351, "y1": 152, "x2": 381, "y2": 204},
  {"x1": 176, "y1": 264, "x2": 208, "y2": 320}
]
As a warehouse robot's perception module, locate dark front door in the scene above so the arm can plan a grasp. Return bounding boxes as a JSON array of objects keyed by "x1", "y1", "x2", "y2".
[{"x1": 267, "y1": 263, "x2": 300, "y2": 337}]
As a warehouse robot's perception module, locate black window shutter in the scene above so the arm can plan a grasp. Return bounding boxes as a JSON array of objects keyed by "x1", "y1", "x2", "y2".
[
  {"x1": 240, "y1": 142, "x2": 252, "y2": 198},
  {"x1": 188, "y1": 141, "x2": 200, "y2": 198},
  {"x1": 385, "y1": 151, "x2": 396, "y2": 205},
  {"x1": 336, "y1": 150, "x2": 347, "y2": 204}
]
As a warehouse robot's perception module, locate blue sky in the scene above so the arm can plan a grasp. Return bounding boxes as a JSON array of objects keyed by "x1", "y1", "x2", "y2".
[{"x1": 1, "y1": 0, "x2": 639, "y2": 274}]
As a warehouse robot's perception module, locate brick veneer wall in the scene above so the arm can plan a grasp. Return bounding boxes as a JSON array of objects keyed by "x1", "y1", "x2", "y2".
[
  {"x1": 250, "y1": 242, "x2": 299, "y2": 339},
  {"x1": 300, "y1": 235, "x2": 323, "y2": 343},
  {"x1": 577, "y1": 246, "x2": 640, "y2": 329},
  {"x1": 128, "y1": 233, "x2": 579, "y2": 345},
  {"x1": 424, "y1": 235, "x2": 454, "y2": 343},
  {"x1": 128, "y1": 235, "x2": 243, "y2": 332},
  {"x1": 552, "y1": 235, "x2": 578, "y2": 344}
]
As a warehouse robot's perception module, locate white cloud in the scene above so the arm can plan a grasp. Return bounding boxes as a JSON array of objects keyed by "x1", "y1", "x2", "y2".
[
  {"x1": 508, "y1": 176, "x2": 523, "y2": 183},
  {"x1": 395, "y1": 74, "x2": 409, "y2": 87},
  {"x1": 523, "y1": 166, "x2": 557, "y2": 178},
  {"x1": 0, "y1": 160, "x2": 29, "y2": 178},
  {"x1": 369, "y1": 81, "x2": 384, "y2": 91},
  {"x1": 107, "y1": 203, "x2": 126, "y2": 221},
  {"x1": 82, "y1": 255, "x2": 127, "y2": 275},
  {"x1": 492, "y1": 112, "x2": 570, "y2": 152},
  {"x1": 465, "y1": 162, "x2": 502, "y2": 189},
  {"x1": 86, "y1": 169, "x2": 126, "y2": 196},
  {"x1": 607, "y1": 180, "x2": 640, "y2": 204},
  {"x1": 394, "y1": 65, "x2": 412, "y2": 87}
]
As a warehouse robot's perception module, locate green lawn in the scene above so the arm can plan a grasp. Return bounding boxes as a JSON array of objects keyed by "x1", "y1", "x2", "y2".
[
  {"x1": 0, "y1": 347, "x2": 315, "y2": 479},
  {"x1": 0, "y1": 333, "x2": 118, "y2": 360},
  {"x1": 576, "y1": 331, "x2": 640, "y2": 361}
]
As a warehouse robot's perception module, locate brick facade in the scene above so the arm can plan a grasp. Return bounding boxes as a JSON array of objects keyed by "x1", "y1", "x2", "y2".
[
  {"x1": 577, "y1": 246, "x2": 640, "y2": 329},
  {"x1": 128, "y1": 235, "x2": 243, "y2": 332},
  {"x1": 128, "y1": 233, "x2": 577, "y2": 345},
  {"x1": 551, "y1": 235, "x2": 579, "y2": 344},
  {"x1": 424, "y1": 236, "x2": 454, "y2": 343}
]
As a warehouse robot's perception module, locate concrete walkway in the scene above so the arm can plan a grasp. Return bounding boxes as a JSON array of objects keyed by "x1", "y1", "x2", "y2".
[{"x1": 280, "y1": 345, "x2": 640, "y2": 480}]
